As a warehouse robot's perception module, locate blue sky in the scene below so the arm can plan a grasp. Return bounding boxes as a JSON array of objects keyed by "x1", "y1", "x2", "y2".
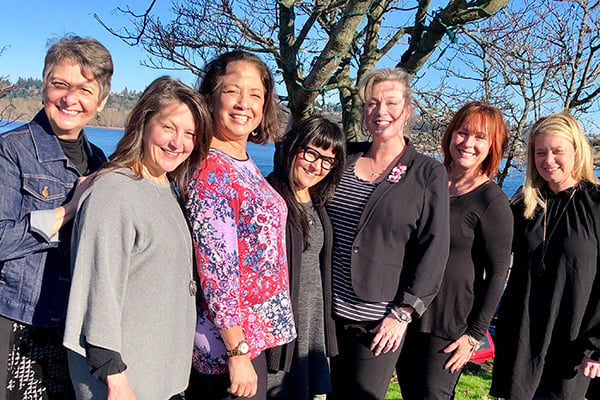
[{"x1": 0, "y1": 1, "x2": 196, "y2": 92}]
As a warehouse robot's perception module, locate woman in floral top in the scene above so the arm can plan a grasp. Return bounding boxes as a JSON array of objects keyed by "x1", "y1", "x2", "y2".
[{"x1": 184, "y1": 50, "x2": 295, "y2": 400}]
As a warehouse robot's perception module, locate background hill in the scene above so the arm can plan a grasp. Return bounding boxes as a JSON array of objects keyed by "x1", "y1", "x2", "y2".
[{"x1": 0, "y1": 77, "x2": 140, "y2": 128}]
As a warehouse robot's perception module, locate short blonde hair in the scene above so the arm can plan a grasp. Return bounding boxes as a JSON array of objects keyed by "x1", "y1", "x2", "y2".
[
  {"x1": 357, "y1": 68, "x2": 414, "y2": 136},
  {"x1": 358, "y1": 68, "x2": 413, "y2": 106},
  {"x1": 522, "y1": 112, "x2": 598, "y2": 218}
]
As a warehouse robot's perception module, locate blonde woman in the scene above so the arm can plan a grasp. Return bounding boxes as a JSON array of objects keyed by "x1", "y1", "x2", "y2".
[
  {"x1": 491, "y1": 113, "x2": 600, "y2": 400},
  {"x1": 327, "y1": 68, "x2": 450, "y2": 400}
]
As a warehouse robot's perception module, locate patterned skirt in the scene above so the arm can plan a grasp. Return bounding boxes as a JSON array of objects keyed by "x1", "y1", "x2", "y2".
[{"x1": 4, "y1": 320, "x2": 70, "y2": 400}]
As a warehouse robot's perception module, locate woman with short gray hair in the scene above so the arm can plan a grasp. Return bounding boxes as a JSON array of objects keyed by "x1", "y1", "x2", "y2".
[{"x1": 0, "y1": 35, "x2": 113, "y2": 399}]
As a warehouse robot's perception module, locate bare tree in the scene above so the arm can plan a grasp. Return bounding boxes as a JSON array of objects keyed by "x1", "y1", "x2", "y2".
[
  {"x1": 414, "y1": 0, "x2": 600, "y2": 188},
  {"x1": 0, "y1": 45, "x2": 21, "y2": 126},
  {"x1": 545, "y1": 0, "x2": 600, "y2": 113},
  {"x1": 97, "y1": 0, "x2": 508, "y2": 139}
]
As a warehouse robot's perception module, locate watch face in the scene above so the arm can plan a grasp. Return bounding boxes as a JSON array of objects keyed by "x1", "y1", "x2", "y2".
[{"x1": 238, "y1": 341, "x2": 249, "y2": 354}]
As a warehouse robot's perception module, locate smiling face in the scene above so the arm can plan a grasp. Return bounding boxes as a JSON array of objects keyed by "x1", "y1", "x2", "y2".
[
  {"x1": 140, "y1": 102, "x2": 196, "y2": 183},
  {"x1": 449, "y1": 119, "x2": 492, "y2": 174},
  {"x1": 534, "y1": 134, "x2": 577, "y2": 193},
  {"x1": 363, "y1": 80, "x2": 411, "y2": 142},
  {"x1": 293, "y1": 143, "x2": 336, "y2": 201},
  {"x1": 210, "y1": 61, "x2": 265, "y2": 145},
  {"x1": 43, "y1": 60, "x2": 108, "y2": 139}
]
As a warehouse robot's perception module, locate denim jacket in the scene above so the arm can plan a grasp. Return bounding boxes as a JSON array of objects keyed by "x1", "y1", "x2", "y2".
[{"x1": 0, "y1": 111, "x2": 106, "y2": 327}]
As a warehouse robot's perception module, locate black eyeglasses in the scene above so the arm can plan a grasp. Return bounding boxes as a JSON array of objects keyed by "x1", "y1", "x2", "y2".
[{"x1": 300, "y1": 146, "x2": 338, "y2": 170}]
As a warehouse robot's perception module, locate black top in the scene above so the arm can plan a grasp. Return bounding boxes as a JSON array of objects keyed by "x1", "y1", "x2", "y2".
[
  {"x1": 265, "y1": 176, "x2": 337, "y2": 373},
  {"x1": 85, "y1": 343, "x2": 127, "y2": 384},
  {"x1": 413, "y1": 181, "x2": 513, "y2": 341},
  {"x1": 58, "y1": 134, "x2": 90, "y2": 175},
  {"x1": 327, "y1": 141, "x2": 450, "y2": 317},
  {"x1": 491, "y1": 181, "x2": 600, "y2": 400}
]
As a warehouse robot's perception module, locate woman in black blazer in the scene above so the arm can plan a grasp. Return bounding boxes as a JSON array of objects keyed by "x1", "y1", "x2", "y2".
[
  {"x1": 326, "y1": 68, "x2": 450, "y2": 400},
  {"x1": 266, "y1": 116, "x2": 346, "y2": 400}
]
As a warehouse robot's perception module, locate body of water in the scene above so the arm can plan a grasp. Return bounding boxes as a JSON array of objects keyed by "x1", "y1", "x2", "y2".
[
  {"x1": 1, "y1": 121, "x2": 525, "y2": 197},
  {"x1": 83, "y1": 126, "x2": 277, "y2": 178}
]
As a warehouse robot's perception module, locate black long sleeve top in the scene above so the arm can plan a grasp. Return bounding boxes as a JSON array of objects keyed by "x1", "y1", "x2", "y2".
[{"x1": 413, "y1": 181, "x2": 513, "y2": 341}]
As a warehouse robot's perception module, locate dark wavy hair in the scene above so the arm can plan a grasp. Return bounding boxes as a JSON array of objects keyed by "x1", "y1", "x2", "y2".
[
  {"x1": 269, "y1": 116, "x2": 346, "y2": 250},
  {"x1": 198, "y1": 50, "x2": 281, "y2": 144},
  {"x1": 104, "y1": 76, "x2": 212, "y2": 201}
]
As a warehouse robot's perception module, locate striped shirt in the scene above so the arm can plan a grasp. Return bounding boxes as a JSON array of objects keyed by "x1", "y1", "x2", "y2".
[{"x1": 327, "y1": 163, "x2": 392, "y2": 321}]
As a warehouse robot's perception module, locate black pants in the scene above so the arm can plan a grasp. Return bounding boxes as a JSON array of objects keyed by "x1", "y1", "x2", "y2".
[
  {"x1": 186, "y1": 352, "x2": 268, "y2": 400},
  {"x1": 396, "y1": 330, "x2": 462, "y2": 400},
  {"x1": 328, "y1": 318, "x2": 401, "y2": 400},
  {"x1": 587, "y1": 379, "x2": 600, "y2": 400}
]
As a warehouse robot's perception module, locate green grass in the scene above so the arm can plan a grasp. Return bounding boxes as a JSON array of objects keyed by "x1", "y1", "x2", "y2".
[{"x1": 385, "y1": 361, "x2": 498, "y2": 400}]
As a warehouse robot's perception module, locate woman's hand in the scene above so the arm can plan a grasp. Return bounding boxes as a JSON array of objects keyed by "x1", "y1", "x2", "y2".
[
  {"x1": 65, "y1": 173, "x2": 97, "y2": 215},
  {"x1": 227, "y1": 355, "x2": 258, "y2": 397},
  {"x1": 369, "y1": 314, "x2": 408, "y2": 356},
  {"x1": 51, "y1": 172, "x2": 98, "y2": 236},
  {"x1": 443, "y1": 334, "x2": 476, "y2": 373},
  {"x1": 107, "y1": 371, "x2": 136, "y2": 400},
  {"x1": 581, "y1": 355, "x2": 600, "y2": 378}
]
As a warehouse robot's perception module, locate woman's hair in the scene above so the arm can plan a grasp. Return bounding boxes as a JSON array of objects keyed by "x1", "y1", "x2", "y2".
[
  {"x1": 441, "y1": 101, "x2": 509, "y2": 178},
  {"x1": 43, "y1": 35, "x2": 114, "y2": 102},
  {"x1": 270, "y1": 116, "x2": 346, "y2": 250},
  {"x1": 104, "y1": 76, "x2": 212, "y2": 200},
  {"x1": 357, "y1": 68, "x2": 415, "y2": 136},
  {"x1": 522, "y1": 112, "x2": 598, "y2": 219},
  {"x1": 358, "y1": 68, "x2": 413, "y2": 106},
  {"x1": 198, "y1": 50, "x2": 281, "y2": 144}
]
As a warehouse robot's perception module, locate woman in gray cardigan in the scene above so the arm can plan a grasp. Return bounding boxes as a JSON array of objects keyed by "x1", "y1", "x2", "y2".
[{"x1": 64, "y1": 76, "x2": 212, "y2": 399}]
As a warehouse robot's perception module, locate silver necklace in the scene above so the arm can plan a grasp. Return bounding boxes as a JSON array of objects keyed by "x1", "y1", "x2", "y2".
[
  {"x1": 539, "y1": 187, "x2": 576, "y2": 275},
  {"x1": 368, "y1": 157, "x2": 384, "y2": 178},
  {"x1": 155, "y1": 183, "x2": 197, "y2": 296}
]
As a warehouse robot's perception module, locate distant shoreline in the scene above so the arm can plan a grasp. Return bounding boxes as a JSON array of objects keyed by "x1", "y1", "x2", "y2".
[{"x1": 8, "y1": 119, "x2": 124, "y2": 131}]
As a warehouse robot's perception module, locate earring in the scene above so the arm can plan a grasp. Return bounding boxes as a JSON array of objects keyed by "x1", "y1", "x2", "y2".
[{"x1": 96, "y1": 113, "x2": 101, "y2": 121}]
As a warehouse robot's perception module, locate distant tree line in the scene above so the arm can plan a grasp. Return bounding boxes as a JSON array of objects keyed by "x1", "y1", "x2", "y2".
[{"x1": 0, "y1": 77, "x2": 141, "y2": 128}]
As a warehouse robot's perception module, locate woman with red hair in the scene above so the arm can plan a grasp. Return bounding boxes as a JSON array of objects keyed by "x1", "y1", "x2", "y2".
[{"x1": 397, "y1": 101, "x2": 513, "y2": 399}]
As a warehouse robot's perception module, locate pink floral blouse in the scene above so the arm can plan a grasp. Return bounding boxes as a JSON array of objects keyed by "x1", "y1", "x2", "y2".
[{"x1": 185, "y1": 148, "x2": 296, "y2": 374}]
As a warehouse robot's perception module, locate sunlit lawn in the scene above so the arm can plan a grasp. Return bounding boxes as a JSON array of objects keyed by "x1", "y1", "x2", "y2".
[{"x1": 385, "y1": 361, "x2": 497, "y2": 400}]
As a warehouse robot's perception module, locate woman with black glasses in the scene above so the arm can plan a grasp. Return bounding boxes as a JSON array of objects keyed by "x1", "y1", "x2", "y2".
[{"x1": 266, "y1": 116, "x2": 346, "y2": 400}]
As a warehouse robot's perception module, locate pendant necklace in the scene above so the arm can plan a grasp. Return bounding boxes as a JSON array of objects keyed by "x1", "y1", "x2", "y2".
[
  {"x1": 368, "y1": 157, "x2": 383, "y2": 178},
  {"x1": 155, "y1": 182, "x2": 197, "y2": 296},
  {"x1": 539, "y1": 187, "x2": 577, "y2": 275},
  {"x1": 366, "y1": 142, "x2": 406, "y2": 180}
]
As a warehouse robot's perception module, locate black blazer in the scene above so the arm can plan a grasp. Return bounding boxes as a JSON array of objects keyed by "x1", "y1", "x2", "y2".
[
  {"x1": 266, "y1": 206, "x2": 338, "y2": 372},
  {"x1": 340, "y1": 141, "x2": 450, "y2": 316}
]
